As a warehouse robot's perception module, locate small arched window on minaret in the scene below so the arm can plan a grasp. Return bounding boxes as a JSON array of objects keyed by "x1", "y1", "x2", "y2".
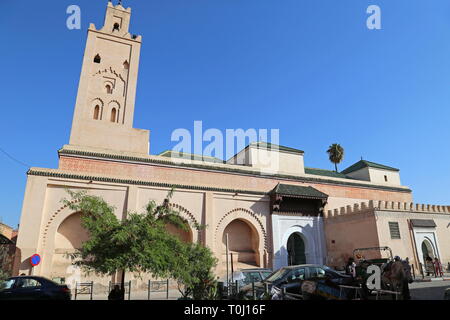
[
  {"x1": 93, "y1": 105, "x2": 100, "y2": 120},
  {"x1": 105, "y1": 84, "x2": 113, "y2": 94},
  {"x1": 123, "y1": 60, "x2": 129, "y2": 70},
  {"x1": 94, "y1": 54, "x2": 101, "y2": 63},
  {"x1": 110, "y1": 108, "x2": 117, "y2": 122},
  {"x1": 113, "y1": 23, "x2": 120, "y2": 32}
]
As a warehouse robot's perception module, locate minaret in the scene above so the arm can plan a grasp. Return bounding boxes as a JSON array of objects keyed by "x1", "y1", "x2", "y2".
[{"x1": 69, "y1": 1, "x2": 149, "y2": 154}]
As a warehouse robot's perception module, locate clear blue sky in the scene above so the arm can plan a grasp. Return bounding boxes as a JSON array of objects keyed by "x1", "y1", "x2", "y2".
[{"x1": 1, "y1": 0, "x2": 450, "y2": 227}]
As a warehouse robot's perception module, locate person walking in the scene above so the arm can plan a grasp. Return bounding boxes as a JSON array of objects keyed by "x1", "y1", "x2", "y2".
[
  {"x1": 108, "y1": 284, "x2": 125, "y2": 300},
  {"x1": 425, "y1": 256, "x2": 433, "y2": 276},
  {"x1": 434, "y1": 258, "x2": 443, "y2": 277}
]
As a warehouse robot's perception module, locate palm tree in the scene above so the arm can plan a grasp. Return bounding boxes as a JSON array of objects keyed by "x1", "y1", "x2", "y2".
[{"x1": 327, "y1": 143, "x2": 344, "y2": 172}]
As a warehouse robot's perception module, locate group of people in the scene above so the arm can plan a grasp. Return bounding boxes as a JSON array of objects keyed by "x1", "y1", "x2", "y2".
[
  {"x1": 425, "y1": 256, "x2": 444, "y2": 277},
  {"x1": 345, "y1": 255, "x2": 412, "y2": 300}
]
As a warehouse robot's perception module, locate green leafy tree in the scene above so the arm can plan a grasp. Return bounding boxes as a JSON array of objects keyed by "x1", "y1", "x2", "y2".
[
  {"x1": 0, "y1": 246, "x2": 12, "y2": 281},
  {"x1": 63, "y1": 189, "x2": 217, "y2": 299},
  {"x1": 174, "y1": 243, "x2": 218, "y2": 300},
  {"x1": 0, "y1": 219, "x2": 13, "y2": 281},
  {"x1": 327, "y1": 143, "x2": 345, "y2": 172}
]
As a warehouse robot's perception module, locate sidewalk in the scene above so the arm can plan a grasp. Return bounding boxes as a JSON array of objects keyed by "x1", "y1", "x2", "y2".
[
  {"x1": 413, "y1": 272, "x2": 450, "y2": 282},
  {"x1": 72, "y1": 288, "x2": 183, "y2": 300}
]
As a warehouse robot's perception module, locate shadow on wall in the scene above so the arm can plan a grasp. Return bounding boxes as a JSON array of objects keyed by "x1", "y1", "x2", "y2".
[
  {"x1": 18, "y1": 255, "x2": 33, "y2": 276},
  {"x1": 11, "y1": 247, "x2": 21, "y2": 276}
]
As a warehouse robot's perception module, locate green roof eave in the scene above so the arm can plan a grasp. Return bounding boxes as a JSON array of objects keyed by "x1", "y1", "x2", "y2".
[
  {"x1": 249, "y1": 142, "x2": 304, "y2": 155},
  {"x1": 272, "y1": 183, "x2": 328, "y2": 199},
  {"x1": 341, "y1": 160, "x2": 400, "y2": 174},
  {"x1": 158, "y1": 150, "x2": 224, "y2": 164},
  {"x1": 305, "y1": 167, "x2": 348, "y2": 179}
]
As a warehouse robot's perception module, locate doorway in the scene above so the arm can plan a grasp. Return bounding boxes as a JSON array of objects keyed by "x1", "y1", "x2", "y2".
[
  {"x1": 287, "y1": 233, "x2": 306, "y2": 266},
  {"x1": 421, "y1": 238, "x2": 435, "y2": 261}
]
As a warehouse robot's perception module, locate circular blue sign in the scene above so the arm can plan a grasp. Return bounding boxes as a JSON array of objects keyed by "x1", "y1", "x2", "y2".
[{"x1": 30, "y1": 254, "x2": 41, "y2": 266}]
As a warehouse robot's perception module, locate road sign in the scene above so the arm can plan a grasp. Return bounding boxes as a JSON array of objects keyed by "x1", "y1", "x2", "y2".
[{"x1": 30, "y1": 254, "x2": 41, "y2": 267}]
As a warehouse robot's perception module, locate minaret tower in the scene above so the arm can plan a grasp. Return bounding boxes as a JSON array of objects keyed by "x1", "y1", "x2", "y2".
[{"x1": 69, "y1": 1, "x2": 149, "y2": 154}]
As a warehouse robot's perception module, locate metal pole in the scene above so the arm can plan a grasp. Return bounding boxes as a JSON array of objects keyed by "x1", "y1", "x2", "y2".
[
  {"x1": 166, "y1": 279, "x2": 169, "y2": 300},
  {"x1": 231, "y1": 253, "x2": 234, "y2": 282},
  {"x1": 148, "y1": 280, "x2": 151, "y2": 300},
  {"x1": 226, "y1": 233, "x2": 229, "y2": 296},
  {"x1": 90, "y1": 281, "x2": 93, "y2": 300},
  {"x1": 252, "y1": 281, "x2": 256, "y2": 300}
]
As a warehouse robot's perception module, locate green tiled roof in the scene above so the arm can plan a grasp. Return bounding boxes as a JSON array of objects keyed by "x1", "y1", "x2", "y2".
[
  {"x1": 305, "y1": 167, "x2": 348, "y2": 179},
  {"x1": 158, "y1": 150, "x2": 224, "y2": 164},
  {"x1": 272, "y1": 183, "x2": 328, "y2": 199},
  {"x1": 341, "y1": 160, "x2": 399, "y2": 174},
  {"x1": 249, "y1": 142, "x2": 304, "y2": 155}
]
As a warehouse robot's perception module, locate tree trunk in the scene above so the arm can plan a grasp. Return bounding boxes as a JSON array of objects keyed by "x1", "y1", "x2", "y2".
[
  {"x1": 120, "y1": 270, "x2": 125, "y2": 300},
  {"x1": 335, "y1": 163, "x2": 338, "y2": 172}
]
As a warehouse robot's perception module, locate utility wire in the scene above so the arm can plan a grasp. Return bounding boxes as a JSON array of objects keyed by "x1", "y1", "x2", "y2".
[{"x1": 0, "y1": 147, "x2": 30, "y2": 168}]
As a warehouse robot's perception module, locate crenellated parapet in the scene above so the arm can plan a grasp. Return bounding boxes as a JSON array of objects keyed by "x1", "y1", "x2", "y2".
[{"x1": 324, "y1": 200, "x2": 450, "y2": 219}]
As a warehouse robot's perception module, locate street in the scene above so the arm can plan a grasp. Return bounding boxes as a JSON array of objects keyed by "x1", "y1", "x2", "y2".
[{"x1": 410, "y1": 280, "x2": 450, "y2": 300}]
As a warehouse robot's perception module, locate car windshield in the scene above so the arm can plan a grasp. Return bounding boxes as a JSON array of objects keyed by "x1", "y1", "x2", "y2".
[
  {"x1": 261, "y1": 272, "x2": 272, "y2": 280},
  {"x1": 323, "y1": 266, "x2": 342, "y2": 276},
  {"x1": 265, "y1": 268, "x2": 290, "y2": 282},
  {"x1": 242, "y1": 272, "x2": 262, "y2": 284},
  {"x1": 0, "y1": 279, "x2": 15, "y2": 291}
]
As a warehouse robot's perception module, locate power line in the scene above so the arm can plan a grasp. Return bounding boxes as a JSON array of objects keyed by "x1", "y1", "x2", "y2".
[{"x1": 0, "y1": 147, "x2": 30, "y2": 168}]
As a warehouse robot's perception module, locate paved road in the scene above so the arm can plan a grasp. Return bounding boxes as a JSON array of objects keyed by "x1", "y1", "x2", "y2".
[{"x1": 410, "y1": 280, "x2": 450, "y2": 300}]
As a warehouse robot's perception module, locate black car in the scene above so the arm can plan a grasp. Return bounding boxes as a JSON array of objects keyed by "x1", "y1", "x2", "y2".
[
  {"x1": 0, "y1": 276, "x2": 71, "y2": 300},
  {"x1": 241, "y1": 264, "x2": 353, "y2": 299}
]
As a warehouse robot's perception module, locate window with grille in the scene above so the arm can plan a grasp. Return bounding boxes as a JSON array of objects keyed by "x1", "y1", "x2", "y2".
[{"x1": 389, "y1": 222, "x2": 401, "y2": 239}]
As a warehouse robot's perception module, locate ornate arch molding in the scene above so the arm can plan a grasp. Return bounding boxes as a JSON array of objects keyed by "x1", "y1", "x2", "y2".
[
  {"x1": 109, "y1": 100, "x2": 121, "y2": 108},
  {"x1": 168, "y1": 203, "x2": 201, "y2": 244},
  {"x1": 214, "y1": 208, "x2": 268, "y2": 251},
  {"x1": 41, "y1": 199, "x2": 81, "y2": 250},
  {"x1": 42, "y1": 200, "x2": 202, "y2": 248},
  {"x1": 91, "y1": 97, "x2": 105, "y2": 107}
]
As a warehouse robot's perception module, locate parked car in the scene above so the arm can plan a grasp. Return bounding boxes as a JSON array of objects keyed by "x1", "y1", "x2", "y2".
[
  {"x1": 0, "y1": 276, "x2": 71, "y2": 300},
  {"x1": 241, "y1": 264, "x2": 354, "y2": 300},
  {"x1": 218, "y1": 268, "x2": 272, "y2": 297},
  {"x1": 220, "y1": 268, "x2": 273, "y2": 286}
]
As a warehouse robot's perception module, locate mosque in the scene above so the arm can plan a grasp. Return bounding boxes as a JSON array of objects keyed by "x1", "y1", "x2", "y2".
[{"x1": 14, "y1": 2, "x2": 449, "y2": 287}]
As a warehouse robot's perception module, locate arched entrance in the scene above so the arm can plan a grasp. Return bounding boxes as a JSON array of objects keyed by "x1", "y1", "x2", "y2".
[
  {"x1": 222, "y1": 219, "x2": 260, "y2": 268},
  {"x1": 287, "y1": 233, "x2": 306, "y2": 266},
  {"x1": 52, "y1": 212, "x2": 89, "y2": 277},
  {"x1": 421, "y1": 238, "x2": 436, "y2": 261},
  {"x1": 165, "y1": 223, "x2": 193, "y2": 243}
]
